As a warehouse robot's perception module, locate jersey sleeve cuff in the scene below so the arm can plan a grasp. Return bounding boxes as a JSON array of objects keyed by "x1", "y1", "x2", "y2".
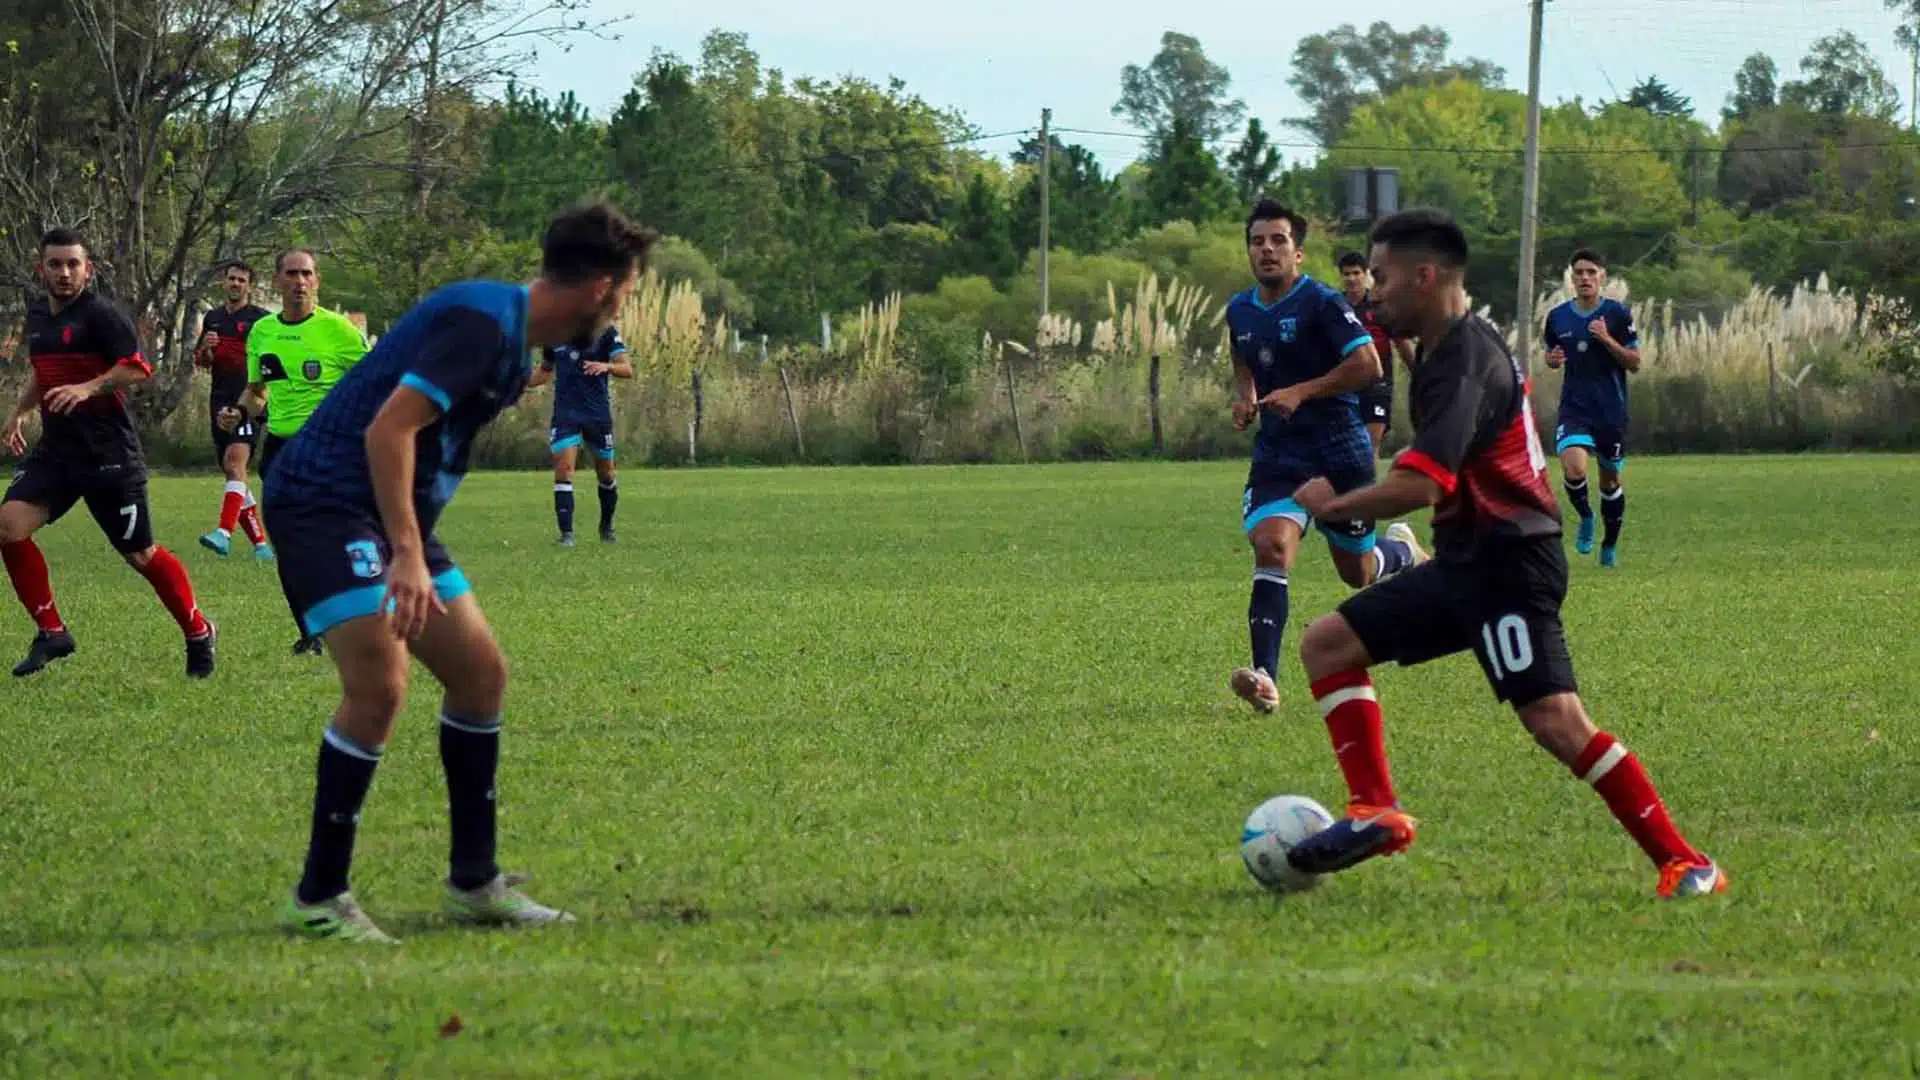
[
  {"x1": 1394, "y1": 449, "x2": 1458, "y2": 495},
  {"x1": 399, "y1": 372, "x2": 453, "y2": 412},
  {"x1": 1339, "y1": 334, "x2": 1373, "y2": 357},
  {"x1": 116, "y1": 352, "x2": 152, "y2": 375}
]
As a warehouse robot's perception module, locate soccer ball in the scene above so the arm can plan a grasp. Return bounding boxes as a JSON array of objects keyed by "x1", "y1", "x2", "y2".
[{"x1": 1240, "y1": 795, "x2": 1335, "y2": 893}]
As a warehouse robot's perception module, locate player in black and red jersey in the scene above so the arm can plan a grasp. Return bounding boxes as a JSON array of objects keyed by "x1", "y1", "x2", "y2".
[
  {"x1": 1336, "y1": 250, "x2": 1413, "y2": 456},
  {"x1": 193, "y1": 260, "x2": 273, "y2": 559},
  {"x1": 1282, "y1": 209, "x2": 1724, "y2": 899},
  {"x1": 0, "y1": 229, "x2": 217, "y2": 678}
]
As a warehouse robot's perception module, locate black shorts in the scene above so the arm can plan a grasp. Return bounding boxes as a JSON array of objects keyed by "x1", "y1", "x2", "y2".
[
  {"x1": 4, "y1": 450, "x2": 153, "y2": 554},
  {"x1": 267, "y1": 502, "x2": 470, "y2": 637},
  {"x1": 1242, "y1": 459, "x2": 1379, "y2": 555},
  {"x1": 1359, "y1": 383, "x2": 1393, "y2": 429},
  {"x1": 550, "y1": 418, "x2": 615, "y2": 461},
  {"x1": 210, "y1": 392, "x2": 263, "y2": 464},
  {"x1": 1339, "y1": 537, "x2": 1577, "y2": 706}
]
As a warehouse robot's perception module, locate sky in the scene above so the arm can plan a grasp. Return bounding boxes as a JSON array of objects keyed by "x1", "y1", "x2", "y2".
[{"x1": 521, "y1": 0, "x2": 1913, "y2": 172}]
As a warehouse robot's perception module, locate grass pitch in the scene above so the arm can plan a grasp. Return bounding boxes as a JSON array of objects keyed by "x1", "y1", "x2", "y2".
[{"x1": 1, "y1": 456, "x2": 1915, "y2": 1077}]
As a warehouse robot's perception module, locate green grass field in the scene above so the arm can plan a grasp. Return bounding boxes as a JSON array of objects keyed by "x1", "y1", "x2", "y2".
[{"x1": 1, "y1": 456, "x2": 1915, "y2": 1077}]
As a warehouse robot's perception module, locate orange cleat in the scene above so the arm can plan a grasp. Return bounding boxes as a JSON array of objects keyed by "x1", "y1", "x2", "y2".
[
  {"x1": 1286, "y1": 802, "x2": 1418, "y2": 875},
  {"x1": 1657, "y1": 857, "x2": 1728, "y2": 899}
]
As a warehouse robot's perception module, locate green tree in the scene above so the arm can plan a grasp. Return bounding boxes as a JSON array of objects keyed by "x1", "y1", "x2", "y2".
[
  {"x1": 949, "y1": 172, "x2": 1017, "y2": 281},
  {"x1": 1781, "y1": 31, "x2": 1900, "y2": 120},
  {"x1": 1112, "y1": 31, "x2": 1246, "y2": 147},
  {"x1": 1287, "y1": 22, "x2": 1505, "y2": 146},
  {"x1": 1723, "y1": 53, "x2": 1779, "y2": 123},
  {"x1": 1012, "y1": 144, "x2": 1121, "y2": 256},
  {"x1": 466, "y1": 84, "x2": 608, "y2": 243},
  {"x1": 1226, "y1": 118, "x2": 1281, "y2": 202},
  {"x1": 608, "y1": 55, "x2": 726, "y2": 244},
  {"x1": 1623, "y1": 76, "x2": 1694, "y2": 119},
  {"x1": 1138, "y1": 116, "x2": 1236, "y2": 227}
]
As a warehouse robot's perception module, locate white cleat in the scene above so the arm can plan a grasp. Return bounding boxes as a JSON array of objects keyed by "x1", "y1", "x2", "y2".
[
  {"x1": 279, "y1": 891, "x2": 400, "y2": 944},
  {"x1": 1230, "y1": 667, "x2": 1280, "y2": 714},
  {"x1": 1384, "y1": 522, "x2": 1429, "y2": 572},
  {"x1": 444, "y1": 872, "x2": 576, "y2": 927}
]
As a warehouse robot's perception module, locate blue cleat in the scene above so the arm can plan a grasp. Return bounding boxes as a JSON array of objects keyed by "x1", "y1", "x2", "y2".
[
  {"x1": 198, "y1": 530, "x2": 231, "y2": 557},
  {"x1": 1599, "y1": 545, "x2": 1619, "y2": 569},
  {"x1": 1285, "y1": 803, "x2": 1418, "y2": 875},
  {"x1": 1575, "y1": 516, "x2": 1596, "y2": 555},
  {"x1": 1657, "y1": 857, "x2": 1728, "y2": 899},
  {"x1": 253, "y1": 542, "x2": 276, "y2": 563}
]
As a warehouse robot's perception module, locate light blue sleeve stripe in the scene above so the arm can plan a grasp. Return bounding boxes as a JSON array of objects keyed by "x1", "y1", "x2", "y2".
[
  {"x1": 1340, "y1": 334, "x2": 1373, "y2": 357},
  {"x1": 399, "y1": 372, "x2": 452, "y2": 412}
]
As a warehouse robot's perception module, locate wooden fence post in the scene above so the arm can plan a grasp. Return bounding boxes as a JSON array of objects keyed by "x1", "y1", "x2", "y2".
[
  {"x1": 778, "y1": 365, "x2": 805, "y2": 459},
  {"x1": 689, "y1": 369, "x2": 703, "y2": 465},
  {"x1": 1148, "y1": 353, "x2": 1164, "y2": 455},
  {"x1": 1004, "y1": 351, "x2": 1028, "y2": 462}
]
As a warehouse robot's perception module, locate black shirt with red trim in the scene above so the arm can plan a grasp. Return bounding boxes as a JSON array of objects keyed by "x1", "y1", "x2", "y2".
[
  {"x1": 1394, "y1": 314, "x2": 1560, "y2": 562},
  {"x1": 198, "y1": 302, "x2": 271, "y2": 398},
  {"x1": 1351, "y1": 292, "x2": 1394, "y2": 393},
  {"x1": 25, "y1": 290, "x2": 151, "y2": 469}
]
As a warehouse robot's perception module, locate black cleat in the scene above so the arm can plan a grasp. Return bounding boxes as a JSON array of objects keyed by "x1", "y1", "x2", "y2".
[
  {"x1": 292, "y1": 634, "x2": 325, "y2": 657},
  {"x1": 12, "y1": 629, "x2": 76, "y2": 677},
  {"x1": 185, "y1": 622, "x2": 217, "y2": 679},
  {"x1": 599, "y1": 526, "x2": 617, "y2": 544}
]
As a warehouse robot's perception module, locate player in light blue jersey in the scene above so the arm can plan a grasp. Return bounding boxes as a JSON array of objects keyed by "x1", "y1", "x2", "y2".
[
  {"x1": 1223, "y1": 200, "x2": 1424, "y2": 714},
  {"x1": 266, "y1": 203, "x2": 658, "y2": 943},
  {"x1": 528, "y1": 324, "x2": 631, "y2": 545},
  {"x1": 1543, "y1": 248, "x2": 1641, "y2": 567}
]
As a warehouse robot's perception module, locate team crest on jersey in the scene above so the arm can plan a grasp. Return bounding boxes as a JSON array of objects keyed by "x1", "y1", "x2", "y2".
[
  {"x1": 302, "y1": 359, "x2": 323, "y2": 380},
  {"x1": 1277, "y1": 317, "x2": 1297, "y2": 343},
  {"x1": 344, "y1": 540, "x2": 383, "y2": 579},
  {"x1": 61, "y1": 326, "x2": 73, "y2": 346},
  {"x1": 1258, "y1": 346, "x2": 1274, "y2": 369}
]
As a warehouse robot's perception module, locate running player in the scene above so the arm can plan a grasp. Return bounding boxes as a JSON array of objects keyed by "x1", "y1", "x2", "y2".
[
  {"x1": 1226, "y1": 200, "x2": 1422, "y2": 714},
  {"x1": 0, "y1": 229, "x2": 216, "y2": 678},
  {"x1": 1336, "y1": 250, "x2": 1413, "y2": 455},
  {"x1": 194, "y1": 260, "x2": 273, "y2": 560},
  {"x1": 1543, "y1": 249, "x2": 1640, "y2": 567},
  {"x1": 221, "y1": 249, "x2": 369, "y2": 654},
  {"x1": 527, "y1": 325, "x2": 632, "y2": 545},
  {"x1": 1284, "y1": 209, "x2": 1724, "y2": 898},
  {"x1": 269, "y1": 203, "x2": 657, "y2": 943}
]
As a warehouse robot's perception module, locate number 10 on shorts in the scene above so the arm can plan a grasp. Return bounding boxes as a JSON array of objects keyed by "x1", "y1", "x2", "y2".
[{"x1": 1481, "y1": 615, "x2": 1534, "y2": 680}]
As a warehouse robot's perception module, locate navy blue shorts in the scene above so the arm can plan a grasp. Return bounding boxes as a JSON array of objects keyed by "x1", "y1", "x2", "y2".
[
  {"x1": 267, "y1": 502, "x2": 471, "y2": 637},
  {"x1": 550, "y1": 417, "x2": 614, "y2": 461},
  {"x1": 1554, "y1": 412, "x2": 1626, "y2": 470},
  {"x1": 1241, "y1": 460, "x2": 1379, "y2": 554}
]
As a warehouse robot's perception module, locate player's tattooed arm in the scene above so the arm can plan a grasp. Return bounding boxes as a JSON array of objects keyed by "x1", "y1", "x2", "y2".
[
  {"x1": 4, "y1": 373, "x2": 41, "y2": 454},
  {"x1": 43, "y1": 359, "x2": 148, "y2": 415},
  {"x1": 1294, "y1": 468, "x2": 1443, "y2": 522},
  {"x1": 1259, "y1": 343, "x2": 1383, "y2": 418}
]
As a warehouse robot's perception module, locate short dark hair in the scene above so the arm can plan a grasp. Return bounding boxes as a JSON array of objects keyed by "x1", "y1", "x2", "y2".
[
  {"x1": 223, "y1": 260, "x2": 254, "y2": 280},
  {"x1": 275, "y1": 248, "x2": 317, "y2": 273},
  {"x1": 1246, "y1": 199, "x2": 1309, "y2": 247},
  {"x1": 1368, "y1": 208, "x2": 1470, "y2": 269},
  {"x1": 542, "y1": 202, "x2": 658, "y2": 286},
  {"x1": 40, "y1": 228, "x2": 88, "y2": 256},
  {"x1": 1336, "y1": 250, "x2": 1368, "y2": 271},
  {"x1": 1569, "y1": 248, "x2": 1606, "y2": 269}
]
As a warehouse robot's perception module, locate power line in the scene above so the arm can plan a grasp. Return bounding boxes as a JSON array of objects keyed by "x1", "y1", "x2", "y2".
[{"x1": 1053, "y1": 124, "x2": 1920, "y2": 157}]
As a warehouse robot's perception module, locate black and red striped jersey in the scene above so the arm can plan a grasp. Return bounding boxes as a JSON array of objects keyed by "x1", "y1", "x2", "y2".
[
  {"x1": 198, "y1": 302, "x2": 270, "y2": 397},
  {"x1": 25, "y1": 291, "x2": 150, "y2": 467},
  {"x1": 1393, "y1": 315, "x2": 1561, "y2": 561}
]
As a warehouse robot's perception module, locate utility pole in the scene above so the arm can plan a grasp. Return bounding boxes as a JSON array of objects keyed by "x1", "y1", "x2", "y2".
[
  {"x1": 1514, "y1": 0, "x2": 1546, "y2": 367},
  {"x1": 1038, "y1": 107, "x2": 1053, "y2": 323}
]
